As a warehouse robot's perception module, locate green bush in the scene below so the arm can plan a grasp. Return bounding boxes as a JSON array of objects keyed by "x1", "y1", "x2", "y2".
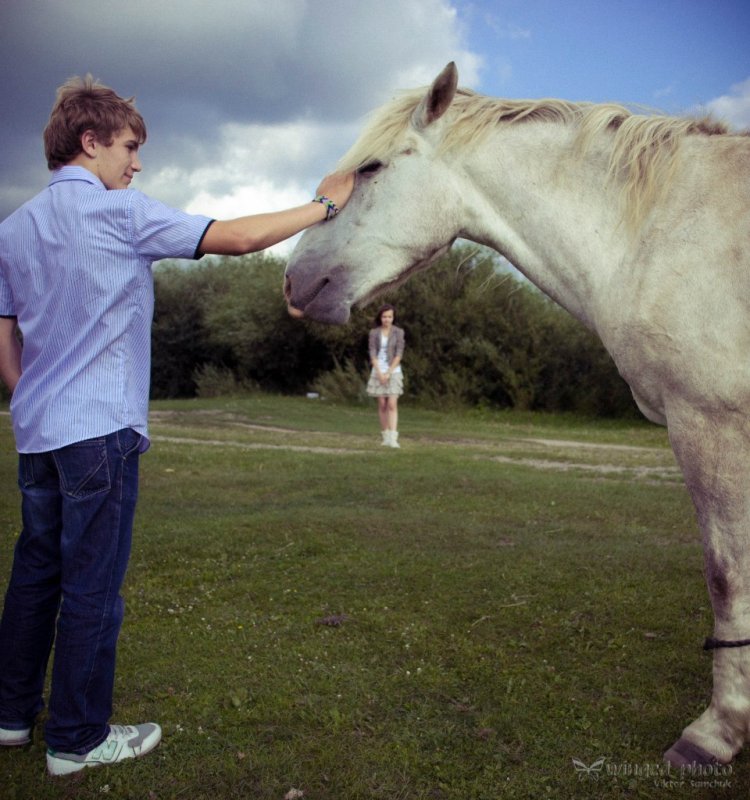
[
  {"x1": 193, "y1": 363, "x2": 257, "y2": 398},
  {"x1": 150, "y1": 246, "x2": 637, "y2": 417},
  {"x1": 313, "y1": 358, "x2": 370, "y2": 404}
]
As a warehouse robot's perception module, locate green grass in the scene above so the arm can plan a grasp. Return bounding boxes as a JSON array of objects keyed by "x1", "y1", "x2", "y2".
[{"x1": 0, "y1": 396, "x2": 746, "y2": 799}]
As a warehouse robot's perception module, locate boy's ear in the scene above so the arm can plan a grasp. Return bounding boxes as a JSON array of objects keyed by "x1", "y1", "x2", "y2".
[{"x1": 80, "y1": 129, "x2": 98, "y2": 158}]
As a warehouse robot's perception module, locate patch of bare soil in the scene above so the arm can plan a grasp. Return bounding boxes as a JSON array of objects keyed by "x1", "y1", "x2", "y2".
[{"x1": 149, "y1": 410, "x2": 681, "y2": 483}]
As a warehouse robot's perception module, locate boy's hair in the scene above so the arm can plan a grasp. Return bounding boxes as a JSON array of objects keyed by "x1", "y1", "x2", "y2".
[{"x1": 43, "y1": 74, "x2": 147, "y2": 170}]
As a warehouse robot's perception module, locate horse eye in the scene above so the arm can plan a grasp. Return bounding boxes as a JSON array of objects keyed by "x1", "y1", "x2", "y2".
[{"x1": 358, "y1": 160, "x2": 383, "y2": 175}]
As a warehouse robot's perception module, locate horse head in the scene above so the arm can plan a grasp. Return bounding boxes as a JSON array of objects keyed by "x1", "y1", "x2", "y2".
[{"x1": 285, "y1": 62, "x2": 461, "y2": 324}]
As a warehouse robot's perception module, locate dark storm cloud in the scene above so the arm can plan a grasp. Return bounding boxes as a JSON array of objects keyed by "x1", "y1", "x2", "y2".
[{"x1": 0, "y1": 0, "x2": 474, "y2": 220}]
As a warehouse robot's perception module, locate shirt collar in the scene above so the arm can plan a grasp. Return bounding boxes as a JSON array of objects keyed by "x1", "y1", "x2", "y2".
[{"x1": 49, "y1": 165, "x2": 106, "y2": 190}]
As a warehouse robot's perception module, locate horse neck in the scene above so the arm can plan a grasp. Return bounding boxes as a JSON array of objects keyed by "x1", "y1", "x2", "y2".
[{"x1": 458, "y1": 123, "x2": 629, "y2": 330}]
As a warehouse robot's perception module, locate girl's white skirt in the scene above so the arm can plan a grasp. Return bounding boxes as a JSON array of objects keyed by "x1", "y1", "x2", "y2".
[{"x1": 366, "y1": 370, "x2": 404, "y2": 397}]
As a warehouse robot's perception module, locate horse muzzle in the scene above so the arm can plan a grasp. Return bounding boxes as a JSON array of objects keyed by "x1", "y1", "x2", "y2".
[{"x1": 283, "y1": 270, "x2": 352, "y2": 325}]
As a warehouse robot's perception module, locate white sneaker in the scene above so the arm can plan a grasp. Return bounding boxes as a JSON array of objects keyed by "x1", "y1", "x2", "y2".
[
  {"x1": 46, "y1": 722, "x2": 162, "y2": 776},
  {"x1": 389, "y1": 431, "x2": 400, "y2": 448},
  {"x1": 381, "y1": 430, "x2": 390, "y2": 446},
  {"x1": 0, "y1": 725, "x2": 31, "y2": 746}
]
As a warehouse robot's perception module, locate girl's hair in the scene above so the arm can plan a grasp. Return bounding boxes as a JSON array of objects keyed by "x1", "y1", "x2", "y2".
[
  {"x1": 373, "y1": 304, "x2": 396, "y2": 326},
  {"x1": 43, "y1": 74, "x2": 147, "y2": 170}
]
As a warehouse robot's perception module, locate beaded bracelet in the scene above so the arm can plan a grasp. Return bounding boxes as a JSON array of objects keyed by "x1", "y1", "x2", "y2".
[{"x1": 312, "y1": 195, "x2": 339, "y2": 221}]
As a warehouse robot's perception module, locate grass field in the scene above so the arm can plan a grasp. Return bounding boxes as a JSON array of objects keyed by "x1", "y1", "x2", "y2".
[{"x1": 0, "y1": 396, "x2": 746, "y2": 799}]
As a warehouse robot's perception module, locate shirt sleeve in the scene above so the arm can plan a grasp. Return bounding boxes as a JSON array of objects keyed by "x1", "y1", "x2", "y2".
[
  {"x1": 129, "y1": 191, "x2": 214, "y2": 262},
  {"x1": 0, "y1": 264, "x2": 14, "y2": 317},
  {"x1": 394, "y1": 328, "x2": 405, "y2": 358}
]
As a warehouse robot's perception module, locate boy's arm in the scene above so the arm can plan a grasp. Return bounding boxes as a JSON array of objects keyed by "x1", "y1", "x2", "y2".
[
  {"x1": 198, "y1": 171, "x2": 354, "y2": 256},
  {"x1": 0, "y1": 317, "x2": 21, "y2": 394}
]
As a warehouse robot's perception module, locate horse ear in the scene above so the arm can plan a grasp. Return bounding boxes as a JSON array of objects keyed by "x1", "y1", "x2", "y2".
[{"x1": 412, "y1": 61, "x2": 458, "y2": 131}]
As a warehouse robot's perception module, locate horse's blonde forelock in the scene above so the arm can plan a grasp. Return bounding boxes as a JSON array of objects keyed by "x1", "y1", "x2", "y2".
[
  {"x1": 336, "y1": 90, "x2": 425, "y2": 173},
  {"x1": 338, "y1": 86, "x2": 740, "y2": 231}
]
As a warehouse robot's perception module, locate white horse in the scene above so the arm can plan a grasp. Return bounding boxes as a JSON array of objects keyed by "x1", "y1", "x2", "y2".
[{"x1": 284, "y1": 62, "x2": 750, "y2": 766}]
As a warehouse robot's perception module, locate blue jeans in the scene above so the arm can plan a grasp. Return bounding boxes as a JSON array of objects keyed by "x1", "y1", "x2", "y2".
[{"x1": 0, "y1": 428, "x2": 141, "y2": 753}]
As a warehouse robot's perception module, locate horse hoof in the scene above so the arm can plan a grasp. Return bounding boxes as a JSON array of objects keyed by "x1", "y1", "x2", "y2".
[{"x1": 664, "y1": 737, "x2": 721, "y2": 767}]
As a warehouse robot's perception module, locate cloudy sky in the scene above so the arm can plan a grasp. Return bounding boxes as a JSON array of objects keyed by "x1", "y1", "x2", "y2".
[{"x1": 1, "y1": 0, "x2": 748, "y2": 252}]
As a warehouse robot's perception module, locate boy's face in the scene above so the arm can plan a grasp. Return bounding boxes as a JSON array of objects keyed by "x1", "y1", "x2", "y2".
[{"x1": 95, "y1": 126, "x2": 142, "y2": 190}]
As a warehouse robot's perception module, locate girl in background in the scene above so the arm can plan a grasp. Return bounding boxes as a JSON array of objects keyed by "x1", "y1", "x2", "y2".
[{"x1": 366, "y1": 304, "x2": 405, "y2": 447}]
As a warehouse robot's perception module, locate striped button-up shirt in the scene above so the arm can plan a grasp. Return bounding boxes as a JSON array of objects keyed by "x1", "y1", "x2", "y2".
[{"x1": 0, "y1": 166, "x2": 213, "y2": 453}]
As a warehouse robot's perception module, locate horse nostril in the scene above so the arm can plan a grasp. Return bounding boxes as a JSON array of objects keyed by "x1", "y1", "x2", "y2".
[{"x1": 284, "y1": 274, "x2": 305, "y2": 318}]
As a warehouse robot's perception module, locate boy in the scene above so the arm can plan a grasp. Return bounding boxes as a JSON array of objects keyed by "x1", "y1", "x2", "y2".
[{"x1": 0, "y1": 75, "x2": 352, "y2": 776}]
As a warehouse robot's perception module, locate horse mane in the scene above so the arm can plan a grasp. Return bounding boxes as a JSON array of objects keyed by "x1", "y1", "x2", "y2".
[{"x1": 338, "y1": 87, "x2": 740, "y2": 230}]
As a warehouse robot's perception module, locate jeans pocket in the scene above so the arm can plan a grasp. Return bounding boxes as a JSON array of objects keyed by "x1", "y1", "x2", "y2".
[
  {"x1": 18, "y1": 451, "x2": 57, "y2": 490},
  {"x1": 119, "y1": 428, "x2": 142, "y2": 459},
  {"x1": 19, "y1": 454, "x2": 37, "y2": 489},
  {"x1": 53, "y1": 439, "x2": 111, "y2": 499}
]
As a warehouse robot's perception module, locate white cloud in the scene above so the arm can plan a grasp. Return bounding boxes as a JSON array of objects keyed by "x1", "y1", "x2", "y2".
[
  {"x1": 482, "y1": 11, "x2": 531, "y2": 41},
  {"x1": 652, "y1": 84, "x2": 676, "y2": 101},
  {"x1": 136, "y1": 117, "x2": 360, "y2": 226},
  {"x1": 186, "y1": 178, "x2": 309, "y2": 255},
  {"x1": 705, "y1": 77, "x2": 750, "y2": 131},
  {"x1": 118, "y1": 1, "x2": 482, "y2": 246},
  {"x1": 186, "y1": 180, "x2": 305, "y2": 222},
  {"x1": 0, "y1": 0, "x2": 483, "y2": 224}
]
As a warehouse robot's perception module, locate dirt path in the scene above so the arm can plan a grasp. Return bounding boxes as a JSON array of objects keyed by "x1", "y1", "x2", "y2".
[
  {"x1": 2, "y1": 409, "x2": 682, "y2": 483},
  {"x1": 147, "y1": 411, "x2": 681, "y2": 484}
]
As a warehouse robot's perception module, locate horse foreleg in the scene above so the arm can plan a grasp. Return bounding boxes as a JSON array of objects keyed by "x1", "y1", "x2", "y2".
[
  {"x1": 664, "y1": 413, "x2": 750, "y2": 766},
  {"x1": 666, "y1": 647, "x2": 750, "y2": 766}
]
